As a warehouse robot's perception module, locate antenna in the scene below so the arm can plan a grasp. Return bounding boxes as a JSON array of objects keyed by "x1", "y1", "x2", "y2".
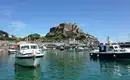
[
  {"x1": 107, "y1": 36, "x2": 110, "y2": 43},
  {"x1": 106, "y1": 36, "x2": 111, "y2": 45},
  {"x1": 116, "y1": 36, "x2": 118, "y2": 43},
  {"x1": 128, "y1": 33, "x2": 130, "y2": 42}
]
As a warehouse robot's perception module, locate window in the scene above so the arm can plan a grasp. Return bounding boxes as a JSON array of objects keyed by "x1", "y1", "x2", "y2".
[
  {"x1": 21, "y1": 46, "x2": 29, "y2": 50},
  {"x1": 31, "y1": 45, "x2": 37, "y2": 49},
  {"x1": 114, "y1": 46, "x2": 118, "y2": 49},
  {"x1": 109, "y1": 46, "x2": 113, "y2": 51},
  {"x1": 109, "y1": 46, "x2": 113, "y2": 49}
]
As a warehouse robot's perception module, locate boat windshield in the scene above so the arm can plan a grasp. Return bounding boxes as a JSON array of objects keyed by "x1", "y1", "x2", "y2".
[
  {"x1": 31, "y1": 45, "x2": 37, "y2": 49},
  {"x1": 21, "y1": 46, "x2": 29, "y2": 50},
  {"x1": 114, "y1": 45, "x2": 121, "y2": 49},
  {"x1": 109, "y1": 46, "x2": 113, "y2": 51}
]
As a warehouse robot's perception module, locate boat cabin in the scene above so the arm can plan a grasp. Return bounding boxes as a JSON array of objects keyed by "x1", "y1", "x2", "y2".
[
  {"x1": 99, "y1": 44, "x2": 121, "y2": 52},
  {"x1": 20, "y1": 44, "x2": 38, "y2": 50},
  {"x1": 18, "y1": 43, "x2": 40, "y2": 54}
]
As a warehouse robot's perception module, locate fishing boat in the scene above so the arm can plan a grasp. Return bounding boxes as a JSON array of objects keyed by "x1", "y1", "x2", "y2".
[
  {"x1": 90, "y1": 43, "x2": 130, "y2": 59},
  {"x1": 15, "y1": 43, "x2": 44, "y2": 67}
]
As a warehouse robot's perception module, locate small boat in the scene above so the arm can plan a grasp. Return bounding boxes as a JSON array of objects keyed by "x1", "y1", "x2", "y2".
[
  {"x1": 68, "y1": 47, "x2": 75, "y2": 52},
  {"x1": 46, "y1": 44, "x2": 57, "y2": 50},
  {"x1": 59, "y1": 46, "x2": 64, "y2": 51},
  {"x1": 8, "y1": 47, "x2": 17, "y2": 54},
  {"x1": 41, "y1": 44, "x2": 47, "y2": 50},
  {"x1": 84, "y1": 47, "x2": 89, "y2": 51},
  {"x1": 15, "y1": 43, "x2": 44, "y2": 67},
  {"x1": 75, "y1": 46, "x2": 84, "y2": 52}
]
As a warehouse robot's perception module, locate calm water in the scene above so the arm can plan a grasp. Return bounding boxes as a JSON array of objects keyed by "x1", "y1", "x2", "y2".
[{"x1": 1, "y1": 50, "x2": 130, "y2": 80}]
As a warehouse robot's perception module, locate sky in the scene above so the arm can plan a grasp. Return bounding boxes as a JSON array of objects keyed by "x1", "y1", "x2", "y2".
[{"x1": 0, "y1": 0, "x2": 130, "y2": 42}]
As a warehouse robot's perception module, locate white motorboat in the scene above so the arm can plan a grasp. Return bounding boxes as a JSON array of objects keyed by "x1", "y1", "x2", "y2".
[
  {"x1": 59, "y1": 46, "x2": 64, "y2": 51},
  {"x1": 75, "y1": 46, "x2": 84, "y2": 52},
  {"x1": 42, "y1": 44, "x2": 47, "y2": 50},
  {"x1": 15, "y1": 43, "x2": 44, "y2": 67},
  {"x1": 8, "y1": 47, "x2": 17, "y2": 54},
  {"x1": 68, "y1": 47, "x2": 75, "y2": 52},
  {"x1": 84, "y1": 47, "x2": 89, "y2": 51}
]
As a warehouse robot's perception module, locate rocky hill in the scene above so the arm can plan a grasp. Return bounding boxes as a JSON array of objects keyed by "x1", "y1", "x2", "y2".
[
  {"x1": 0, "y1": 30, "x2": 9, "y2": 38},
  {"x1": 46, "y1": 23, "x2": 98, "y2": 42},
  {"x1": 0, "y1": 30, "x2": 16, "y2": 40}
]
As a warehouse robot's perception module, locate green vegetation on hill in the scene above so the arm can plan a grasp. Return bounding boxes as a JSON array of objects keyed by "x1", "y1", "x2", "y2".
[
  {"x1": 0, "y1": 23, "x2": 99, "y2": 46},
  {"x1": 27, "y1": 33, "x2": 40, "y2": 41},
  {"x1": 45, "y1": 23, "x2": 98, "y2": 41}
]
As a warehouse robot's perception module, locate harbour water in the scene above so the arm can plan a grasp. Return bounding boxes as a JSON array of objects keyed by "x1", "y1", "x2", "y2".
[{"x1": 1, "y1": 50, "x2": 130, "y2": 80}]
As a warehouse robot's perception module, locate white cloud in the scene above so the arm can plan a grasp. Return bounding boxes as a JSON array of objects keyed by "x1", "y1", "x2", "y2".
[
  {"x1": 3, "y1": 10, "x2": 13, "y2": 16},
  {"x1": 0, "y1": 9, "x2": 13, "y2": 17},
  {"x1": 8, "y1": 21, "x2": 26, "y2": 31}
]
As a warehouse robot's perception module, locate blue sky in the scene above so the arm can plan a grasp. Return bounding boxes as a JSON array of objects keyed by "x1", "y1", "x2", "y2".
[{"x1": 0, "y1": 0, "x2": 130, "y2": 42}]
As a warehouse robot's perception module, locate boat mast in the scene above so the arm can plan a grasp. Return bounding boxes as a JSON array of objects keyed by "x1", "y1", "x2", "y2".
[{"x1": 107, "y1": 36, "x2": 110, "y2": 45}]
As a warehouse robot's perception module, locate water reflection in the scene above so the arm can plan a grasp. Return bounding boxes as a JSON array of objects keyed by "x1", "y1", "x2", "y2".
[
  {"x1": 0, "y1": 49, "x2": 8, "y2": 60},
  {"x1": 0, "y1": 49, "x2": 9, "y2": 69},
  {"x1": 2, "y1": 49, "x2": 130, "y2": 80},
  {"x1": 8, "y1": 54, "x2": 15, "y2": 62},
  {"x1": 47, "y1": 50, "x2": 88, "y2": 67},
  {"x1": 15, "y1": 65, "x2": 43, "y2": 80},
  {"x1": 90, "y1": 58, "x2": 130, "y2": 79},
  {"x1": 43, "y1": 50, "x2": 88, "y2": 80}
]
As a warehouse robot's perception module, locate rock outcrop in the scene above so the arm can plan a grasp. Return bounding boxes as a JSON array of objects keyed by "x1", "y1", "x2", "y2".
[
  {"x1": 46, "y1": 23, "x2": 87, "y2": 39},
  {"x1": 46, "y1": 23, "x2": 99, "y2": 43}
]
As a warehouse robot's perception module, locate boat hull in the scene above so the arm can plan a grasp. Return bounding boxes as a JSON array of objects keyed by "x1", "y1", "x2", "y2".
[
  {"x1": 90, "y1": 52, "x2": 130, "y2": 59},
  {"x1": 75, "y1": 49, "x2": 84, "y2": 52},
  {"x1": 15, "y1": 55, "x2": 44, "y2": 67},
  {"x1": 8, "y1": 50, "x2": 17, "y2": 54}
]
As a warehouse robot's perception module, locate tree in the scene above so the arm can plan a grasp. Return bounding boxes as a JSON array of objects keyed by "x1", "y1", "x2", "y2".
[{"x1": 28, "y1": 33, "x2": 40, "y2": 41}]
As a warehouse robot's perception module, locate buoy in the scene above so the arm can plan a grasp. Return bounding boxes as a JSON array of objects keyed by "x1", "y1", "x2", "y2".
[
  {"x1": 97, "y1": 54, "x2": 99, "y2": 57},
  {"x1": 31, "y1": 53, "x2": 36, "y2": 56},
  {"x1": 90, "y1": 53, "x2": 93, "y2": 56},
  {"x1": 113, "y1": 54, "x2": 116, "y2": 57}
]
